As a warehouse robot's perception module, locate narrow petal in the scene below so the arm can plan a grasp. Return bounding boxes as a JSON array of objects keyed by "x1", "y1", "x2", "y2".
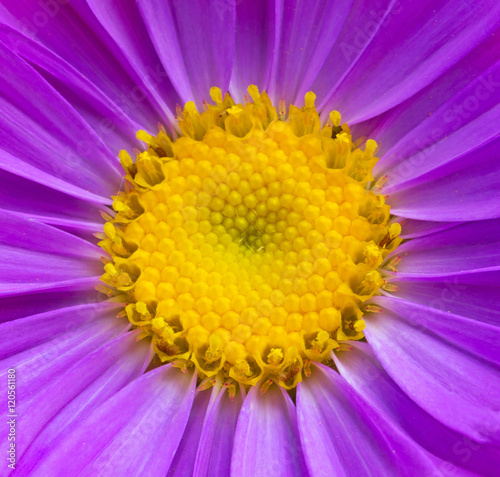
[
  {"x1": 400, "y1": 219, "x2": 459, "y2": 239},
  {"x1": 0, "y1": 278, "x2": 100, "y2": 324},
  {"x1": 0, "y1": 24, "x2": 148, "y2": 154},
  {"x1": 386, "y1": 270, "x2": 500, "y2": 327},
  {"x1": 194, "y1": 385, "x2": 243, "y2": 477},
  {"x1": 0, "y1": 148, "x2": 113, "y2": 207},
  {"x1": 0, "y1": 304, "x2": 127, "y2": 459},
  {"x1": 17, "y1": 332, "x2": 150, "y2": 475},
  {"x1": 230, "y1": 0, "x2": 277, "y2": 101},
  {"x1": 231, "y1": 384, "x2": 308, "y2": 477},
  {"x1": 297, "y1": 363, "x2": 442, "y2": 476},
  {"x1": 138, "y1": 0, "x2": 235, "y2": 105},
  {"x1": 388, "y1": 138, "x2": 500, "y2": 221},
  {"x1": 0, "y1": 163, "x2": 103, "y2": 231},
  {"x1": 364, "y1": 308, "x2": 500, "y2": 444},
  {"x1": 323, "y1": 0, "x2": 500, "y2": 122},
  {"x1": 311, "y1": 0, "x2": 395, "y2": 106},
  {"x1": 367, "y1": 31, "x2": 500, "y2": 173},
  {"x1": 85, "y1": 0, "x2": 178, "y2": 125},
  {"x1": 0, "y1": 212, "x2": 101, "y2": 296},
  {"x1": 0, "y1": 42, "x2": 122, "y2": 197},
  {"x1": 391, "y1": 219, "x2": 500, "y2": 278},
  {"x1": 0, "y1": 302, "x2": 121, "y2": 360},
  {"x1": 268, "y1": 0, "x2": 352, "y2": 105},
  {"x1": 0, "y1": 1, "x2": 160, "y2": 130},
  {"x1": 374, "y1": 296, "x2": 500, "y2": 366},
  {"x1": 167, "y1": 390, "x2": 211, "y2": 477},
  {"x1": 335, "y1": 343, "x2": 500, "y2": 477},
  {"x1": 33, "y1": 366, "x2": 197, "y2": 476}
]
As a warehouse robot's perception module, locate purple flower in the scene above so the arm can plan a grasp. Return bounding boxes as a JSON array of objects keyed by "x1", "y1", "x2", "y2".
[{"x1": 0, "y1": 1, "x2": 499, "y2": 476}]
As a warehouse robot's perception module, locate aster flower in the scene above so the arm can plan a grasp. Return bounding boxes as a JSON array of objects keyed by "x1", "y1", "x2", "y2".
[{"x1": 0, "y1": 1, "x2": 499, "y2": 476}]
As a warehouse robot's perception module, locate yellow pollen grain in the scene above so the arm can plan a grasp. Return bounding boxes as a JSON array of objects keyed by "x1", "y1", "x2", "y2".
[{"x1": 99, "y1": 85, "x2": 401, "y2": 389}]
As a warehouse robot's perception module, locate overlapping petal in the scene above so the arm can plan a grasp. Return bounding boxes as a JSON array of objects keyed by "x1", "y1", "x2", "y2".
[
  {"x1": 32, "y1": 366, "x2": 196, "y2": 476},
  {"x1": 297, "y1": 363, "x2": 442, "y2": 476},
  {"x1": 232, "y1": 384, "x2": 308, "y2": 477}
]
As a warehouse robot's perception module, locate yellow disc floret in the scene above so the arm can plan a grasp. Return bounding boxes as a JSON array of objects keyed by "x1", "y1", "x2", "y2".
[{"x1": 99, "y1": 86, "x2": 401, "y2": 389}]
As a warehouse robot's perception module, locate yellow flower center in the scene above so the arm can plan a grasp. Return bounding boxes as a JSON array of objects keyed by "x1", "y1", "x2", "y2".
[{"x1": 98, "y1": 86, "x2": 401, "y2": 389}]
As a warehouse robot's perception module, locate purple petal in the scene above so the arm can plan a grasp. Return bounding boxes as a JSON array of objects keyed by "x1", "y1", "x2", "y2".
[
  {"x1": 17, "y1": 331, "x2": 150, "y2": 475},
  {"x1": 0, "y1": 148, "x2": 112, "y2": 207},
  {"x1": 0, "y1": 23, "x2": 148, "y2": 154},
  {"x1": 0, "y1": 278, "x2": 100, "y2": 324},
  {"x1": 268, "y1": 0, "x2": 352, "y2": 105},
  {"x1": 0, "y1": 303, "x2": 127, "y2": 459},
  {"x1": 367, "y1": 31, "x2": 500, "y2": 174},
  {"x1": 0, "y1": 163, "x2": 104, "y2": 232},
  {"x1": 0, "y1": 276, "x2": 101, "y2": 301},
  {"x1": 0, "y1": 212, "x2": 101, "y2": 295},
  {"x1": 194, "y1": 385, "x2": 243, "y2": 477},
  {"x1": 85, "y1": 0, "x2": 178, "y2": 126},
  {"x1": 364, "y1": 308, "x2": 500, "y2": 444},
  {"x1": 323, "y1": 0, "x2": 500, "y2": 122},
  {"x1": 374, "y1": 296, "x2": 500, "y2": 366},
  {"x1": 0, "y1": 42, "x2": 122, "y2": 197},
  {"x1": 138, "y1": 0, "x2": 234, "y2": 105},
  {"x1": 231, "y1": 384, "x2": 308, "y2": 477},
  {"x1": 392, "y1": 219, "x2": 500, "y2": 278},
  {"x1": 385, "y1": 271, "x2": 500, "y2": 327},
  {"x1": 0, "y1": 302, "x2": 121, "y2": 359},
  {"x1": 0, "y1": 1, "x2": 161, "y2": 130},
  {"x1": 167, "y1": 389, "x2": 211, "y2": 476},
  {"x1": 311, "y1": 0, "x2": 394, "y2": 107},
  {"x1": 335, "y1": 342, "x2": 500, "y2": 477},
  {"x1": 387, "y1": 137, "x2": 500, "y2": 221},
  {"x1": 297, "y1": 363, "x2": 441, "y2": 476},
  {"x1": 33, "y1": 366, "x2": 196, "y2": 476},
  {"x1": 230, "y1": 0, "x2": 277, "y2": 101},
  {"x1": 400, "y1": 219, "x2": 460, "y2": 239}
]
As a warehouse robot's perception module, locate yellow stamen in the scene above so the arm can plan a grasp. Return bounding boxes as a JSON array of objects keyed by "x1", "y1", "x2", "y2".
[{"x1": 98, "y1": 85, "x2": 401, "y2": 388}]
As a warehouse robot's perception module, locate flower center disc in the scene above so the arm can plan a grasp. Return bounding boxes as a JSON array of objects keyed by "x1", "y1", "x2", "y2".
[{"x1": 99, "y1": 86, "x2": 401, "y2": 389}]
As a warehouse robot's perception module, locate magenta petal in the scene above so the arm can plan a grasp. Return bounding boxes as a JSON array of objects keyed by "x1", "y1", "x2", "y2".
[
  {"x1": 230, "y1": 0, "x2": 277, "y2": 101},
  {"x1": 297, "y1": 363, "x2": 441, "y2": 476},
  {"x1": 231, "y1": 384, "x2": 308, "y2": 477},
  {"x1": 0, "y1": 304, "x2": 127, "y2": 459},
  {"x1": 85, "y1": 0, "x2": 178, "y2": 126},
  {"x1": 373, "y1": 296, "x2": 499, "y2": 366},
  {"x1": 335, "y1": 343, "x2": 500, "y2": 477},
  {"x1": 0, "y1": 278, "x2": 101, "y2": 324},
  {"x1": 0, "y1": 212, "x2": 100, "y2": 296},
  {"x1": 325, "y1": 0, "x2": 500, "y2": 122},
  {"x1": 138, "y1": 0, "x2": 234, "y2": 105},
  {"x1": 167, "y1": 390, "x2": 211, "y2": 477},
  {"x1": 387, "y1": 271, "x2": 500, "y2": 327},
  {"x1": 0, "y1": 302, "x2": 121, "y2": 359},
  {"x1": 0, "y1": 44, "x2": 122, "y2": 197},
  {"x1": 364, "y1": 308, "x2": 500, "y2": 445},
  {"x1": 392, "y1": 219, "x2": 500, "y2": 278},
  {"x1": 269, "y1": 0, "x2": 352, "y2": 105},
  {"x1": 17, "y1": 331, "x2": 150, "y2": 475},
  {"x1": 34, "y1": 366, "x2": 196, "y2": 476},
  {"x1": 0, "y1": 24, "x2": 148, "y2": 154},
  {"x1": 369, "y1": 32, "x2": 500, "y2": 174},
  {"x1": 194, "y1": 385, "x2": 243, "y2": 477},
  {"x1": 400, "y1": 219, "x2": 459, "y2": 239},
  {"x1": 388, "y1": 138, "x2": 500, "y2": 221}
]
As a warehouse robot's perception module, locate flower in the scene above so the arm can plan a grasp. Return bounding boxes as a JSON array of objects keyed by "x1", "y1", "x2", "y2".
[{"x1": 0, "y1": 1, "x2": 499, "y2": 476}]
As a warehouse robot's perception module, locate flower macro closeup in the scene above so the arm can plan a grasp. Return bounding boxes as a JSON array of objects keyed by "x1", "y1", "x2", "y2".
[{"x1": 0, "y1": 0, "x2": 499, "y2": 475}]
